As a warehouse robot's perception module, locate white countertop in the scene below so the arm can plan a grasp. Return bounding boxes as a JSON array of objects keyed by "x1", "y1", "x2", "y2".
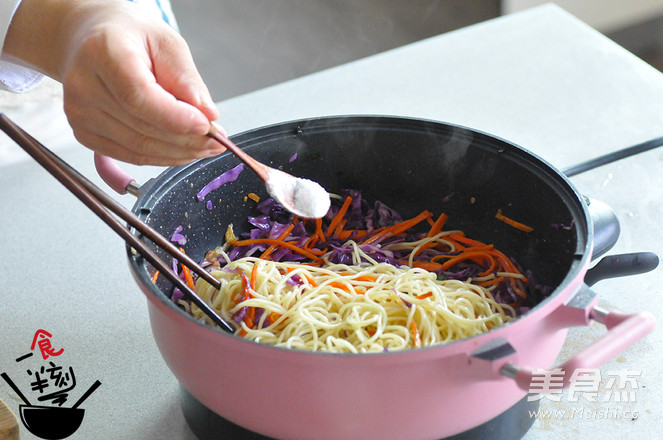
[{"x1": 1, "y1": 4, "x2": 662, "y2": 439}]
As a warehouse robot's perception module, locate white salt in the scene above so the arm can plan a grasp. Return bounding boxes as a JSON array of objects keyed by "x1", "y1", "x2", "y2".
[{"x1": 266, "y1": 168, "x2": 330, "y2": 218}]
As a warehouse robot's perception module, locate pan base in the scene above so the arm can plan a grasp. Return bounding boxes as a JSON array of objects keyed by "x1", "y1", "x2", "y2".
[{"x1": 180, "y1": 386, "x2": 539, "y2": 440}]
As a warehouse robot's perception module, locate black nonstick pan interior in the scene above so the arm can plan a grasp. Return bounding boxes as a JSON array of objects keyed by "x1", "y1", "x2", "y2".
[{"x1": 131, "y1": 116, "x2": 590, "y2": 312}]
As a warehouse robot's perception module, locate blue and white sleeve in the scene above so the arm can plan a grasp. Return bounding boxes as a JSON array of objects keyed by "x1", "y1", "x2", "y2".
[
  {"x1": 0, "y1": 0, "x2": 43, "y2": 93},
  {"x1": 0, "y1": 0, "x2": 179, "y2": 93}
]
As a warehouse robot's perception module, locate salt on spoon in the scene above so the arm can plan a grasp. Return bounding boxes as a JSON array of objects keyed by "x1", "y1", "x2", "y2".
[{"x1": 207, "y1": 123, "x2": 330, "y2": 218}]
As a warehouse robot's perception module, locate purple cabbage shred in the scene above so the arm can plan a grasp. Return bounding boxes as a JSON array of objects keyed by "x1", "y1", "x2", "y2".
[
  {"x1": 170, "y1": 225, "x2": 187, "y2": 245},
  {"x1": 196, "y1": 163, "x2": 245, "y2": 202},
  {"x1": 551, "y1": 219, "x2": 575, "y2": 231},
  {"x1": 198, "y1": 188, "x2": 555, "y2": 317}
]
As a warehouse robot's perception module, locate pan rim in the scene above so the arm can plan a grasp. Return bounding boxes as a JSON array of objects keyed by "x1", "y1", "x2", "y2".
[{"x1": 128, "y1": 114, "x2": 593, "y2": 358}]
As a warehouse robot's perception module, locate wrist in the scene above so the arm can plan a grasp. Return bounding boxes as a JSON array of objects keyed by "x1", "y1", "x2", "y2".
[{"x1": 3, "y1": 0, "x2": 123, "y2": 80}]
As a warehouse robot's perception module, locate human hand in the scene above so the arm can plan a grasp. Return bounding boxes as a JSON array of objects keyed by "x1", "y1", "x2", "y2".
[{"x1": 4, "y1": 0, "x2": 224, "y2": 166}]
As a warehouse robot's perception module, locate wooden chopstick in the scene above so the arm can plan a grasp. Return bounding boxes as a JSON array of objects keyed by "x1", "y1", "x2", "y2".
[
  {"x1": 15, "y1": 123, "x2": 222, "y2": 290},
  {"x1": 0, "y1": 114, "x2": 234, "y2": 333}
]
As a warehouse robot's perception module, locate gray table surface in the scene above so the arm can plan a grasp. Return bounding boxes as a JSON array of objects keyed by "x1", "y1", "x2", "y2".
[{"x1": 1, "y1": 4, "x2": 662, "y2": 439}]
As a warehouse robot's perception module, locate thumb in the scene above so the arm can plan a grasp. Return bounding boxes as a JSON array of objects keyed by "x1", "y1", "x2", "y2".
[{"x1": 150, "y1": 33, "x2": 220, "y2": 122}]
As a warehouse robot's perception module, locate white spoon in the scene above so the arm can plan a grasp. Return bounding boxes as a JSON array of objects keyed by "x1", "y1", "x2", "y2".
[{"x1": 207, "y1": 123, "x2": 330, "y2": 219}]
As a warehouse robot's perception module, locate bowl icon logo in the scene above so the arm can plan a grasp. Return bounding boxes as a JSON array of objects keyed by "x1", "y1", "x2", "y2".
[
  {"x1": 2, "y1": 373, "x2": 101, "y2": 440},
  {"x1": 19, "y1": 405, "x2": 86, "y2": 440},
  {"x1": 1, "y1": 330, "x2": 101, "y2": 439}
]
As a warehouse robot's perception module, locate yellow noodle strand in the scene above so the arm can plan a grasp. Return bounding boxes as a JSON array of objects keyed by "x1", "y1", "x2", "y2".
[{"x1": 191, "y1": 248, "x2": 516, "y2": 353}]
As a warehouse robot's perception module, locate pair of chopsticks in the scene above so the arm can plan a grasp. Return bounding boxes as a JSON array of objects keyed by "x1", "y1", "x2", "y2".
[
  {"x1": 0, "y1": 114, "x2": 234, "y2": 333},
  {"x1": 1, "y1": 372, "x2": 102, "y2": 410}
]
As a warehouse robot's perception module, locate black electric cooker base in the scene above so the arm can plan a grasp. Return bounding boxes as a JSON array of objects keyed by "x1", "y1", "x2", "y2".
[{"x1": 180, "y1": 386, "x2": 539, "y2": 440}]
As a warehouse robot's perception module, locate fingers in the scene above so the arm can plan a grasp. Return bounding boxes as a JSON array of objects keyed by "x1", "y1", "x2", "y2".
[
  {"x1": 149, "y1": 32, "x2": 220, "y2": 122},
  {"x1": 75, "y1": 131, "x2": 210, "y2": 167},
  {"x1": 67, "y1": 105, "x2": 224, "y2": 166},
  {"x1": 63, "y1": 61, "x2": 226, "y2": 165},
  {"x1": 90, "y1": 30, "x2": 214, "y2": 137},
  {"x1": 59, "y1": 7, "x2": 226, "y2": 165}
]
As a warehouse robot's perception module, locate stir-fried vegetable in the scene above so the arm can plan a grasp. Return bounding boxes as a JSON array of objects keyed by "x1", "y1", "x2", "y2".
[{"x1": 165, "y1": 189, "x2": 552, "y2": 316}]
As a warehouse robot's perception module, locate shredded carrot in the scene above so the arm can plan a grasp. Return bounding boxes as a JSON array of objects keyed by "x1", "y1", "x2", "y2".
[
  {"x1": 336, "y1": 229, "x2": 368, "y2": 240},
  {"x1": 239, "y1": 272, "x2": 252, "y2": 301},
  {"x1": 268, "y1": 312, "x2": 282, "y2": 324},
  {"x1": 325, "y1": 274, "x2": 379, "y2": 294},
  {"x1": 181, "y1": 265, "x2": 195, "y2": 289},
  {"x1": 439, "y1": 243, "x2": 495, "y2": 256},
  {"x1": 446, "y1": 232, "x2": 487, "y2": 248},
  {"x1": 315, "y1": 218, "x2": 326, "y2": 241},
  {"x1": 304, "y1": 217, "x2": 326, "y2": 249},
  {"x1": 331, "y1": 218, "x2": 348, "y2": 238},
  {"x1": 151, "y1": 271, "x2": 160, "y2": 284},
  {"x1": 416, "y1": 292, "x2": 433, "y2": 300},
  {"x1": 247, "y1": 192, "x2": 260, "y2": 202},
  {"x1": 260, "y1": 224, "x2": 295, "y2": 259},
  {"x1": 250, "y1": 263, "x2": 258, "y2": 290},
  {"x1": 362, "y1": 210, "x2": 434, "y2": 245},
  {"x1": 479, "y1": 276, "x2": 505, "y2": 287},
  {"x1": 238, "y1": 271, "x2": 256, "y2": 329},
  {"x1": 432, "y1": 245, "x2": 497, "y2": 277},
  {"x1": 425, "y1": 232, "x2": 529, "y2": 301},
  {"x1": 495, "y1": 209, "x2": 533, "y2": 233},
  {"x1": 493, "y1": 253, "x2": 528, "y2": 282},
  {"x1": 305, "y1": 274, "x2": 319, "y2": 287},
  {"x1": 427, "y1": 213, "x2": 449, "y2": 237},
  {"x1": 179, "y1": 248, "x2": 195, "y2": 289},
  {"x1": 438, "y1": 250, "x2": 495, "y2": 272},
  {"x1": 329, "y1": 281, "x2": 354, "y2": 293},
  {"x1": 285, "y1": 267, "x2": 318, "y2": 287},
  {"x1": 347, "y1": 275, "x2": 378, "y2": 283},
  {"x1": 476, "y1": 255, "x2": 498, "y2": 277},
  {"x1": 304, "y1": 235, "x2": 320, "y2": 249},
  {"x1": 510, "y1": 279, "x2": 528, "y2": 299},
  {"x1": 410, "y1": 321, "x2": 421, "y2": 348},
  {"x1": 410, "y1": 261, "x2": 445, "y2": 272},
  {"x1": 232, "y1": 238, "x2": 324, "y2": 262},
  {"x1": 244, "y1": 306, "x2": 255, "y2": 328},
  {"x1": 326, "y1": 196, "x2": 353, "y2": 237}
]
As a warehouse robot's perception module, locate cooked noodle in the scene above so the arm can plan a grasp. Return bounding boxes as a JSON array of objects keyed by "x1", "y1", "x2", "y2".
[{"x1": 191, "y1": 241, "x2": 516, "y2": 353}]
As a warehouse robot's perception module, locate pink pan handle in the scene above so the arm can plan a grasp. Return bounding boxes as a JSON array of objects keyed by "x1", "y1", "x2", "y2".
[
  {"x1": 508, "y1": 309, "x2": 655, "y2": 390},
  {"x1": 94, "y1": 153, "x2": 137, "y2": 195}
]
